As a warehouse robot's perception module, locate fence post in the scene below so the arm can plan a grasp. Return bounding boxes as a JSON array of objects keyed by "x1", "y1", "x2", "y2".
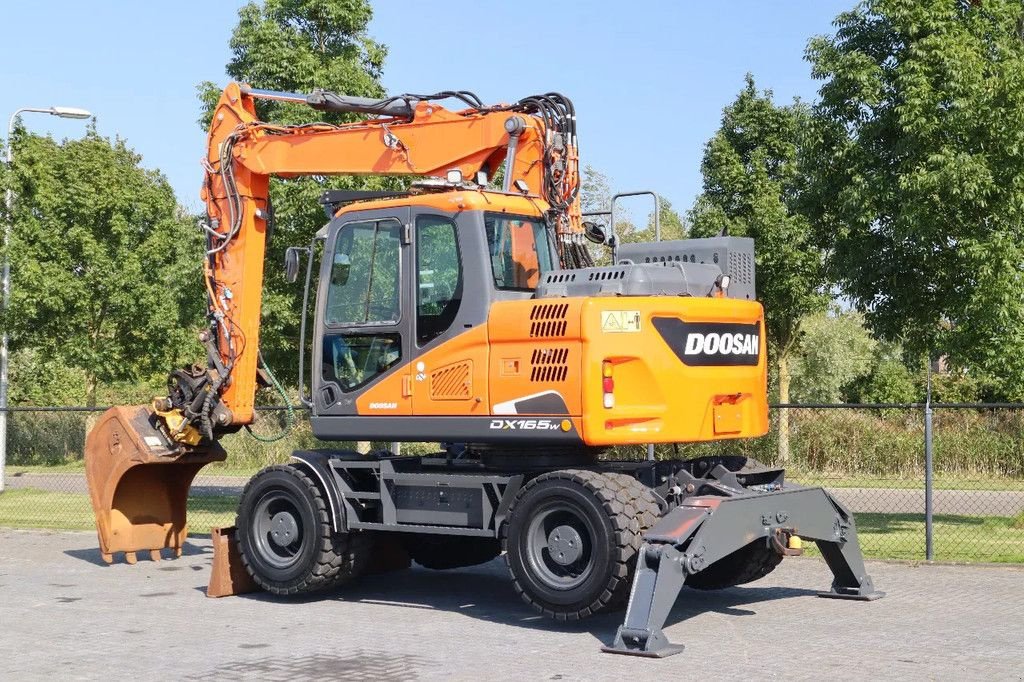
[{"x1": 924, "y1": 362, "x2": 934, "y2": 561}]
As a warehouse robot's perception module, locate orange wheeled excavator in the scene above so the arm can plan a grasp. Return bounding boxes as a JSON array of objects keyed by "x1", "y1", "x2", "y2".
[{"x1": 84, "y1": 82, "x2": 882, "y2": 657}]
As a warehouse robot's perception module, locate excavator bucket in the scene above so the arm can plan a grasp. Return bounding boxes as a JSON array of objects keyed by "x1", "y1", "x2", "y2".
[{"x1": 84, "y1": 406, "x2": 226, "y2": 564}]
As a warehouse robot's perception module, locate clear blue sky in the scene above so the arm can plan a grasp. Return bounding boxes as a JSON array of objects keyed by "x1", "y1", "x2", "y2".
[{"x1": 1, "y1": 1, "x2": 852, "y2": 216}]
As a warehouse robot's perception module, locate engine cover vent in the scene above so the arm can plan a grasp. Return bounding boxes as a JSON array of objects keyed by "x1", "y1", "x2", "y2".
[
  {"x1": 529, "y1": 303, "x2": 569, "y2": 338},
  {"x1": 429, "y1": 361, "x2": 472, "y2": 400},
  {"x1": 529, "y1": 347, "x2": 569, "y2": 382},
  {"x1": 728, "y1": 250, "x2": 754, "y2": 286}
]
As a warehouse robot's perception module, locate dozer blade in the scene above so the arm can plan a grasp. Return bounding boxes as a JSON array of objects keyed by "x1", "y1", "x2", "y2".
[{"x1": 84, "y1": 406, "x2": 226, "y2": 564}]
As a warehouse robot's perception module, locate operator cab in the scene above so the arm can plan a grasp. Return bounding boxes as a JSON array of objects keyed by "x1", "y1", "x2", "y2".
[{"x1": 295, "y1": 187, "x2": 557, "y2": 421}]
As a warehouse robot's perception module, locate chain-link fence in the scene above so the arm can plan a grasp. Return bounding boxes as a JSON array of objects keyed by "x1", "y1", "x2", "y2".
[{"x1": 1, "y1": 404, "x2": 1022, "y2": 563}]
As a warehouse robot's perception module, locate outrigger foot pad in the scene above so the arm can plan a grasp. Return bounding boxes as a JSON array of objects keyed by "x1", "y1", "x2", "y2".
[
  {"x1": 602, "y1": 629, "x2": 684, "y2": 658},
  {"x1": 818, "y1": 585, "x2": 886, "y2": 601}
]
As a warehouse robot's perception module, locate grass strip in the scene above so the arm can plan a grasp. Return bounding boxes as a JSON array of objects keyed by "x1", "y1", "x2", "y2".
[{"x1": 2, "y1": 488, "x2": 1022, "y2": 562}]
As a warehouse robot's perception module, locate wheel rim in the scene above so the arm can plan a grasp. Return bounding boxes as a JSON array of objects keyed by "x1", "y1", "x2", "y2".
[
  {"x1": 524, "y1": 500, "x2": 596, "y2": 590},
  {"x1": 252, "y1": 490, "x2": 307, "y2": 570}
]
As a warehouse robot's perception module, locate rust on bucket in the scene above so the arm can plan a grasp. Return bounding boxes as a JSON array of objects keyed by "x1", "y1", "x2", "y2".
[{"x1": 84, "y1": 406, "x2": 225, "y2": 564}]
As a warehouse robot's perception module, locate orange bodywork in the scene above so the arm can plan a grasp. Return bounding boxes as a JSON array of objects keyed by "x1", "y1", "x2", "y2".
[
  {"x1": 576, "y1": 297, "x2": 768, "y2": 445},
  {"x1": 355, "y1": 294, "x2": 768, "y2": 445}
]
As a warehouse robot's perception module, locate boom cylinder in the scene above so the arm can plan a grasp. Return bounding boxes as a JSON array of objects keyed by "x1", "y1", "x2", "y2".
[{"x1": 240, "y1": 85, "x2": 416, "y2": 118}]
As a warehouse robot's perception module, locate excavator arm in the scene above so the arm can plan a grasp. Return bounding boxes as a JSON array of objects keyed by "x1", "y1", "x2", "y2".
[{"x1": 85, "y1": 82, "x2": 585, "y2": 562}]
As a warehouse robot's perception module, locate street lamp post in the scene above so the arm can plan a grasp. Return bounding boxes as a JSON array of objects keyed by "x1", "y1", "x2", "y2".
[{"x1": 0, "y1": 106, "x2": 92, "y2": 493}]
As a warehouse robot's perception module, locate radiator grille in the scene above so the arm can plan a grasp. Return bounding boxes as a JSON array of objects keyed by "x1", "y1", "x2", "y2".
[{"x1": 728, "y1": 251, "x2": 754, "y2": 285}]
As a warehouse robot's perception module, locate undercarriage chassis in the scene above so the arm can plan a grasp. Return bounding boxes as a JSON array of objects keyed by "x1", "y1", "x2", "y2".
[{"x1": 287, "y1": 450, "x2": 882, "y2": 657}]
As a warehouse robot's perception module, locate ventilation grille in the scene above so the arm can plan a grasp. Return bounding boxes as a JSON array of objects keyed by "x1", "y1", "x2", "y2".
[
  {"x1": 529, "y1": 303, "x2": 569, "y2": 338},
  {"x1": 586, "y1": 268, "x2": 627, "y2": 281},
  {"x1": 728, "y1": 251, "x2": 753, "y2": 285},
  {"x1": 429, "y1": 361, "x2": 472, "y2": 400},
  {"x1": 643, "y1": 254, "x2": 700, "y2": 264},
  {"x1": 530, "y1": 347, "x2": 569, "y2": 382},
  {"x1": 544, "y1": 272, "x2": 578, "y2": 284}
]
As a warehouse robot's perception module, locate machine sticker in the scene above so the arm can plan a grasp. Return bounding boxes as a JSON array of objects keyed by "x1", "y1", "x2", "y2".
[
  {"x1": 601, "y1": 310, "x2": 642, "y2": 333},
  {"x1": 415, "y1": 361, "x2": 427, "y2": 382},
  {"x1": 493, "y1": 390, "x2": 570, "y2": 416},
  {"x1": 143, "y1": 436, "x2": 163, "y2": 449},
  {"x1": 488, "y1": 418, "x2": 569, "y2": 431},
  {"x1": 368, "y1": 402, "x2": 398, "y2": 410}
]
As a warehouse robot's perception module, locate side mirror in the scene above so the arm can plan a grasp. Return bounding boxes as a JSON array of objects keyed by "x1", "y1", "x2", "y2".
[
  {"x1": 284, "y1": 246, "x2": 304, "y2": 283},
  {"x1": 582, "y1": 221, "x2": 608, "y2": 245},
  {"x1": 331, "y1": 252, "x2": 352, "y2": 287}
]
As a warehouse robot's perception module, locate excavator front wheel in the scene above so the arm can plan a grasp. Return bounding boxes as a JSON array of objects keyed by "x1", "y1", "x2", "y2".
[
  {"x1": 236, "y1": 464, "x2": 370, "y2": 595},
  {"x1": 503, "y1": 470, "x2": 660, "y2": 621}
]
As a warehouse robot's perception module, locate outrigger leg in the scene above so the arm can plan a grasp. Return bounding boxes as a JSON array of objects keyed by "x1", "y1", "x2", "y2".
[{"x1": 603, "y1": 486, "x2": 884, "y2": 657}]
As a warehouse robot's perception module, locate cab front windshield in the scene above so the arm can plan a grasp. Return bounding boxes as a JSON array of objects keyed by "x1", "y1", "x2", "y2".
[{"x1": 484, "y1": 213, "x2": 555, "y2": 291}]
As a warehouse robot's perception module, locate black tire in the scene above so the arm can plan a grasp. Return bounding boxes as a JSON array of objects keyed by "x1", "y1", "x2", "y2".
[
  {"x1": 404, "y1": 535, "x2": 502, "y2": 570},
  {"x1": 503, "y1": 470, "x2": 660, "y2": 621},
  {"x1": 236, "y1": 464, "x2": 370, "y2": 595},
  {"x1": 685, "y1": 539, "x2": 783, "y2": 590}
]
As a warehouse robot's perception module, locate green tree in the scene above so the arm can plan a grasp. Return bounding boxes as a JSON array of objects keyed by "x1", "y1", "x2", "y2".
[
  {"x1": 790, "y1": 309, "x2": 877, "y2": 403},
  {"x1": 806, "y1": 0, "x2": 1024, "y2": 398},
  {"x1": 4, "y1": 127, "x2": 203, "y2": 406},
  {"x1": 844, "y1": 351, "x2": 918, "y2": 405},
  {"x1": 196, "y1": 0, "x2": 390, "y2": 382},
  {"x1": 689, "y1": 76, "x2": 828, "y2": 462}
]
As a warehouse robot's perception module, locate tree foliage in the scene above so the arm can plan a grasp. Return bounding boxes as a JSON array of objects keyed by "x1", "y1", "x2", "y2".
[
  {"x1": 635, "y1": 196, "x2": 686, "y2": 242},
  {"x1": 689, "y1": 76, "x2": 828, "y2": 376},
  {"x1": 196, "y1": 0, "x2": 390, "y2": 382},
  {"x1": 3, "y1": 127, "x2": 203, "y2": 406},
  {"x1": 843, "y1": 353, "x2": 919, "y2": 405},
  {"x1": 580, "y1": 164, "x2": 612, "y2": 219},
  {"x1": 790, "y1": 309, "x2": 877, "y2": 403},
  {"x1": 806, "y1": 0, "x2": 1024, "y2": 397}
]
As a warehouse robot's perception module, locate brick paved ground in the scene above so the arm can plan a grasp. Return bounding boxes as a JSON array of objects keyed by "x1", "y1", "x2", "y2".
[{"x1": 1, "y1": 529, "x2": 1021, "y2": 681}]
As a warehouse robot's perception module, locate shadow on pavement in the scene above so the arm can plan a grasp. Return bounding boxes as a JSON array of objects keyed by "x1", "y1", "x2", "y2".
[
  {"x1": 232, "y1": 559, "x2": 820, "y2": 648},
  {"x1": 64, "y1": 540, "x2": 211, "y2": 567}
]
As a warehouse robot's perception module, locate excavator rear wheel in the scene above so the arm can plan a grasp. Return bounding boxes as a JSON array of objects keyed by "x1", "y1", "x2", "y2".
[
  {"x1": 503, "y1": 469, "x2": 661, "y2": 621},
  {"x1": 236, "y1": 464, "x2": 370, "y2": 595},
  {"x1": 685, "y1": 538, "x2": 783, "y2": 590}
]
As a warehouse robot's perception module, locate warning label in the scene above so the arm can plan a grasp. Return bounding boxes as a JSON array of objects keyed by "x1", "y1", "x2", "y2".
[{"x1": 601, "y1": 310, "x2": 642, "y2": 333}]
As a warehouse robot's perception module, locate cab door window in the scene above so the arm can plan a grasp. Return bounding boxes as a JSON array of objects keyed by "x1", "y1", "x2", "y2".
[
  {"x1": 325, "y1": 219, "x2": 401, "y2": 325},
  {"x1": 416, "y1": 215, "x2": 462, "y2": 345},
  {"x1": 484, "y1": 213, "x2": 554, "y2": 290},
  {"x1": 323, "y1": 219, "x2": 402, "y2": 391}
]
